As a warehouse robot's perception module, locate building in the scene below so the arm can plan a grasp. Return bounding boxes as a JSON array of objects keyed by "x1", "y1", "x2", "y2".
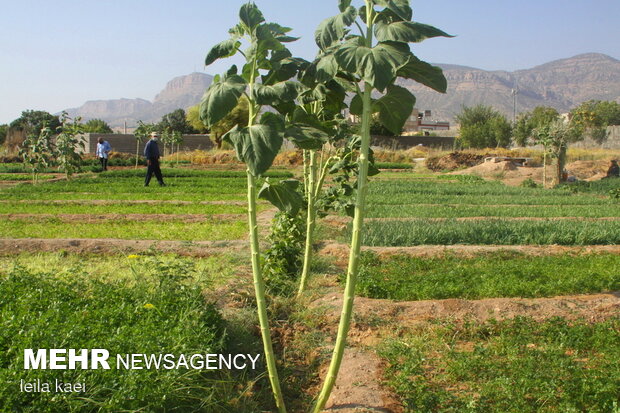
[{"x1": 346, "y1": 108, "x2": 450, "y2": 134}]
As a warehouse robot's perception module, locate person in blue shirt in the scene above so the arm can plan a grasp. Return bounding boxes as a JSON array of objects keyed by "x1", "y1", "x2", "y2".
[
  {"x1": 144, "y1": 132, "x2": 166, "y2": 186},
  {"x1": 95, "y1": 138, "x2": 112, "y2": 171}
]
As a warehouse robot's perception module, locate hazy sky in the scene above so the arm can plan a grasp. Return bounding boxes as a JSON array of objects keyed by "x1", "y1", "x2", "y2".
[{"x1": 1, "y1": 0, "x2": 619, "y2": 124}]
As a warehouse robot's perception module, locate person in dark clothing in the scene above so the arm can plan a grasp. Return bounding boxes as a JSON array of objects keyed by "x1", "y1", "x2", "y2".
[
  {"x1": 606, "y1": 160, "x2": 619, "y2": 178},
  {"x1": 144, "y1": 132, "x2": 166, "y2": 186}
]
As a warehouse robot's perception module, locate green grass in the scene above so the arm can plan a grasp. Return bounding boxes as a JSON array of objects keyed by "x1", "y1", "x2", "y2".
[
  {"x1": 375, "y1": 162, "x2": 414, "y2": 170},
  {"x1": 366, "y1": 178, "x2": 616, "y2": 206},
  {"x1": 379, "y1": 317, "x2": 620, "y2": 412},
  {"x1": 355, "y1": 219, "x2": 620, "y2": 246},
  {"x1": 559, "y1": 177, "x2": 620, "y2": 196},
  {"x1": 366, "y1": 203, "x2": 620, "y2": 218},
  {"x1": 1, "y1": 218, "x2": 247, "y2": 241},
  {"x1": 353, "y1": 251, "x2": 620, "y2": 300},
  {"x1": 0, "y1": 255, "x2": 269, "y2": 412},
  {"x1": 0, "y1": 201, "x2": 258, "y2": 215},
  {"x1": 0, "y1": 173, "x2": 57, "y2": 181}
]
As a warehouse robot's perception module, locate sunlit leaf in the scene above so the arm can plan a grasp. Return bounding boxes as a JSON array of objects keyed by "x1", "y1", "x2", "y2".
[
  {"x1": 205, "y1": 39, "x2": 240, "y2": 66},
  {"x1": 375, "y1": 21, "x2": 453, "y2": 43},
  {"x1": 223, "y1": 124, "x2": 283, "y2": 176},
  {"x1": 258, "y1": 179, "x2": 303, "y2": 215},
  {"x1": 397, "y1": 56, "x2": 448, "y2": 93},
  {"x1": 315, "y1": 6, "x2": 357, "y2": 51},
  {"x1": 199, "y1": 74, "x2": 246, "y2": 127},
  {"x1": 373, "y1": 85, "x2": 416, "y2": 135}
]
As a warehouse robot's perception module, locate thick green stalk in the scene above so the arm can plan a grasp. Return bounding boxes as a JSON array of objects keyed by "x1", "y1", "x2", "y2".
[
  {"x1": 313, "y1": 80, "x2": 373, "y2": 413},
  {"x1": 297, "y1": 149, "x2": 318, "y2": 296},
  {"x1": 244, "y1": 64, "x2": 287, "y2": 411},
  {"x1": 313, "y1": 8, "x2": 374, "y2": 411}
]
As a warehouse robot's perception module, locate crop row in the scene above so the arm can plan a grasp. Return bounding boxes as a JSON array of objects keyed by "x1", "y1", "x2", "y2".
[
  {"x1": 354, "y1": 251, "x2": 620, "y2": 300},
  {"x1": 1, "y1": 218, "x2": 247, "y2": 241},
  {"x1": 351, "y1": 219, "x2": 620, "y2": 246}
]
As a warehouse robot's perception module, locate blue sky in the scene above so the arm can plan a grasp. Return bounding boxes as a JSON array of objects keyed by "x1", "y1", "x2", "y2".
[{"x1": 1, "y1": 0, "x2": 619, "y2": 124}]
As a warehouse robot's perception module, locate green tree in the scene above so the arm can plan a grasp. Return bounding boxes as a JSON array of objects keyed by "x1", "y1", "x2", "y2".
[
  {"x1": 533, "y1": 119, "x2": 582, "y2": 187},
  {"x1": 456, "y1": 105, "x2": 512, "y2": 148},
  {"x1": 83, "y1": 118, "x2": 113, "y2": 134},
  {"x1": 186, "y1": 105, "x2": 208, "y2": 133},
  {"x1": 209, "y1": 96, "x2": 249, "y2": 148},
  {"x1": 513, "y1": 106, "x2": 560, "y2": 146},
  {"x1": 19, "y1": 124, "x2": 56, "y2": 184},
  {"x1": 158, "y1": 109, "x2": 196, "y2": 134},
  {"x1": 55, "y1": 113, "x2": 85, "y2": 179},
  {"x1": 570, "y1": 100, "x2": 620, "y2": 144},
  {"x1": 10, "y1": 110, "x2": 61, "y2": 135},
  {"x1": 0, "y1": 124, "x2": 7, "y2": 146}
]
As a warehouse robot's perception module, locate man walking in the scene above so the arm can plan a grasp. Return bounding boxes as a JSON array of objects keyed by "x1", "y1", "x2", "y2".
[
  {"x1": 96, "y1": 137, "x2": 112, "y2": 171},
  {"x1": 144, "y1": 131, "x2": 166, "y2": 187}
]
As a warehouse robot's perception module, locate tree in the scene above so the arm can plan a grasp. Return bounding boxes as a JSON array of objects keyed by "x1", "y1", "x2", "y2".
[
  {"x1": 10, "y1": 110, "x2": 61, "y2": 135},
  {"x1": 186, "y1": 105, "x2": 208, "y2": 133},
  {"x1": 456, "y1": 105, "x2": 512, "y2": 148},
  {"x1": 570, "y1": 100, "x2": 620, "y2": 144},
  {"x1": 532, "y1": 119, "x2": 582, "y2": 187},
  {"x1": 19, "y1": 123, "x2": 56, "y2": 184},
  {"x1": 83, "y1": 118, "x2": 113, "y2": 134},
  {"x1": 513, "y1": 106, "x2": 560, "y2": 147},
  {"x1": 0, "y1": 124, "x2": 7, "y2": 146},
  {"x1": 209, "y1": 97, "x2": 249, "y2": 149},
  {"x1": 158, "y1": 109, "x2": 196, "y2": 135},
  {"x1": 55, "y1": 113, "x2": 85, "y2": 179}
]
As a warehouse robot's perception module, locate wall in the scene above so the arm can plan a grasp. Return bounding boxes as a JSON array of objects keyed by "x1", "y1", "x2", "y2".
[
  {"x1": 572, "y1": 126, "x2": 620, "y2": 149},
  {"x1": 85, "y1": 133, "x2": 214, "y2": 154},
  {"x1": 371, "y1": 135, "x2": 455, "y2": 150}
]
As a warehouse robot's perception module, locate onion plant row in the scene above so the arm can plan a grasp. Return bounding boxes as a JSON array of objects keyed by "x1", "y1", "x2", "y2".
[
  {"x1": 366, "y1": 203, "x2": 620, "y2": 218},
  {"x1": 354, "y1": 251, "x2": 620, "y2": 301},
  {"x1": 1, "y1": 218, "x2": 247, "y2": 241},
  {"x1": 353, "y1": 219, "x2": 620, "y2": 246}
]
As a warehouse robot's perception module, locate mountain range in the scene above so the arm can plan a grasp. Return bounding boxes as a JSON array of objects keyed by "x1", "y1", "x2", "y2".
[{"x1": 64, "y1": 53, "x2": 620, "y2": 129}]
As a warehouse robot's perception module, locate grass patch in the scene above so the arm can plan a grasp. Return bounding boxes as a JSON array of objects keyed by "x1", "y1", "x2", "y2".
[
  {"x1": 380, "y1": 317, "x2": 620, "y2": 412},
  {"x1": 356, "y1": 219, "x2": 620, "y2": 246},
  {"x1": 0, "y1": 218, "x2": 247, "y2": 241},
  {"x1": 0, "y1": 173, "x2": 57, "y2": 181},
  {"x1": 0, "y1": 256, "x2": 268, "y2": 412},
  {"x1": 0, "y1": 201, "x2": 257, "y2": 215},
  {"x1": 354, "y1": 251, "x2": 620, "y2": 300},
  {"x1": 375, "y1": 162, "x2": 414, "y2": 170},
  {"x1": 366, "y1": 203, "x2": 620, "y2": 218}
]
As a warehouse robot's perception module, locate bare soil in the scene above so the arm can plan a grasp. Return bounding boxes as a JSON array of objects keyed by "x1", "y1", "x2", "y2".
[
  {"x1": 319, "y1": 242, "x2": 620, "y2": 266},
  {"x1": 0, "y1": 238, "x2": 247, "y2": 256}
]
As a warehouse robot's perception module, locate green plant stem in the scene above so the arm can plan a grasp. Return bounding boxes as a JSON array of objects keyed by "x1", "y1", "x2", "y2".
[
  {"x1": 245, "y1": 66, "x2": 287, "y2": 412},
  {"x1": 313, "y1": 78, "x2": 374, "y2": 413},
  {"x1": 298, "y1": 150, "x2": 317, "y2": 296}
]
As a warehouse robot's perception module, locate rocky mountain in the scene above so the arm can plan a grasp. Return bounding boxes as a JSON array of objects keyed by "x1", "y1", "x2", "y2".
[
  {"x1": 64, "y1": 53, "x2": 620, "y2": 128},
  {"x1": 64, "y1": 72, "x2": 213, "y2": 130},
  {"x1": 400, "y1": 53, "x2": 620, "y2": 121}
]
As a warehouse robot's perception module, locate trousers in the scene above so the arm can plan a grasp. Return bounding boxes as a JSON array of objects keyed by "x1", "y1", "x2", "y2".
[{"x1": 145, "y1": 158, "x2": 164, "y2": 186}]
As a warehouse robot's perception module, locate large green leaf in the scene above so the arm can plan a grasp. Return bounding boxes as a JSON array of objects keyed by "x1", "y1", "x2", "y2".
[
  {"x1": 200, "y1": 74, "x2": 246, "y2": 128},
  {"x1": 349, "y1": 93, "x2": 364, "y2": 116},
  {"x1": 253, "y1": 81, "x2": 300, "y2": 106},
  {"x1": 260, "y1": 112, "x2": 285, "y2": 133},
  {"x1": 316, "y1": 53, "x2": 339, "y2": 83},
  {"x1": 205, "y1": 39, "x2": 240, "y2": 66},
  {"x1": 374, "y1": 0, "x2": 412, "y2": 21},
  {"x1": 375, "y1": 21, "x2": 453, "y2": 43},
  {"x1": 223, "y1": 124, "x2": 283, "y2": 176},
  {"x1": 284, "y1": 125, "x2": 328, "y2": 150},
  {"x1": 239, "y1": 3, "x2": 265, "y2": 32},
  {"x1": 258, "y1": 179, "x2": 303, "y2": 215},
  {"x1": 315, "y1": 6, "x2": 357, "y2": 51},
  {"x1": 397, "y1": 56, "x2": 448, "y2": 93},
  {"x1": 373, "y1": 85, "x2": 416, "y2": 135},
  {"x1": 338, "y1": 0, "x2": 352, "y2": 12},
  {"x1": 334, "y1": 39, "x2": 411, "y2": 91}
]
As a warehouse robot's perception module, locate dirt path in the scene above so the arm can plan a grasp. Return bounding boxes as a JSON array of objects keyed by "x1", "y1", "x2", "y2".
[
  {"x1": 315, "y1": 292, "x2": 620, "y2": 333},
  {"x1": 319, "y1": 242, "x2": 620, "y2": 265},
  {"x1": 0, "y1": 238, "x2": 248, "y2": 256},
  {"x1": 321, "y1": 348, "x2": 403, "y2": 413}
]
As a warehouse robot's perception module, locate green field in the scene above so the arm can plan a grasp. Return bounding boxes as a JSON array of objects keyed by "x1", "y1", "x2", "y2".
[
  {"x1": 380, "y1": 317, "x2": 620, "y2": 413},
  {"x1": 354, "y1": 251, "x2": 620, "y2": 300}
]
